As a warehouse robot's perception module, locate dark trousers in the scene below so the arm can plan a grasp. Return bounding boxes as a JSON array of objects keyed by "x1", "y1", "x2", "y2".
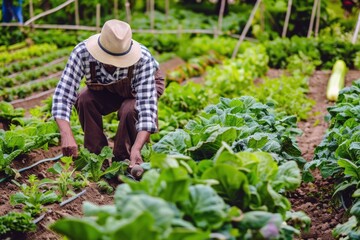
[{"x1": 75, "y1": 89, "x2": 137, "y2": 160}]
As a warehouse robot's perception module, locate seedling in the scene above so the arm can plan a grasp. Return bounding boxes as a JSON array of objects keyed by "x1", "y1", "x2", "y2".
[
  {"x1": 10, "y1": 174, "x2": 59, "y2": 216},
  {"x1": 79, "y1": 146, "x2": 121, "y2": 182},
  {"x1": 44, "y1": 156, "x2": 88, "y2": 199}
]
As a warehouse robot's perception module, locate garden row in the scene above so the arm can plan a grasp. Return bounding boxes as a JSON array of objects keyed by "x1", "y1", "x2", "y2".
[
  {"x1": 0, "y1": 34, "x2": 359, "y2": 239},
  {"x1": 0, "y1": 40, "x2": 314, "y2": 240}
]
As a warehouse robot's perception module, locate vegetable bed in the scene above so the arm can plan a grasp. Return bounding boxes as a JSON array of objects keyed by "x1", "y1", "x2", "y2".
[{"x1": 0, "y1": 68, "x2": 359, "y2": 239}]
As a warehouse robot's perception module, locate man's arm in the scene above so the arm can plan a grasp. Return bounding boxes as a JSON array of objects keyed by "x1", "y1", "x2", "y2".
[
  {"x1": 130, "y1": 48, "x2": 159, "y2": 167},
  {"x1": 56, "y1": 119, "x2": 78, "y2": 158},
  {"x1": 129, "y1": 130, "x2": 150, "y2": 168},
  {"x1": 52, "y1": 43, "x2": 85, "y2": 158}
]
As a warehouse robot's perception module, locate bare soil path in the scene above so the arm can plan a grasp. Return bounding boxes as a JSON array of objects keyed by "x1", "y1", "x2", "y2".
[{"x1": 290, "y1": 70, "x2": 360, "y2": 239}]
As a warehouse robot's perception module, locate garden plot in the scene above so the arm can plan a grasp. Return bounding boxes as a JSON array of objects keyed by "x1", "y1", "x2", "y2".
[
  {"x1": 0, "y1": 67, "x2": 358, "y2": 239},
  {"x1": 1, "y1": 39, "x2": 360, "y2": 239}
]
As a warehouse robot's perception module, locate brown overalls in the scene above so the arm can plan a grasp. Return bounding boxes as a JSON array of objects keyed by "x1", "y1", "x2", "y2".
[{"x1": 75, "y1": 62, "x2": 164, "y2": 160}]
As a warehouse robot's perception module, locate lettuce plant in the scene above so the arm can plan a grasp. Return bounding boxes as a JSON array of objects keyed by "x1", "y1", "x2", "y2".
[
  {"x1": 78, "y1": 146, "x2": 122, "y2": 182},
  {"x1": 10, "y1": 175, "x2": 59, "y2": 216}
]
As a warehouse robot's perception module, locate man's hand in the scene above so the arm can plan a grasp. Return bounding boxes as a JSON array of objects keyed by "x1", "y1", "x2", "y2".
[
  {"x1": 129, "y1": 131, "x2": 150, "y2": 168},
  {"x1": 62, "y1": 137, "x2": 78, "y2": 158},
  {"x1": 55, "y1": 118, "x2": 78, "y2": 158},
  {"x1": 129, "y1": 147, "x2": 143, "y2": 168}
]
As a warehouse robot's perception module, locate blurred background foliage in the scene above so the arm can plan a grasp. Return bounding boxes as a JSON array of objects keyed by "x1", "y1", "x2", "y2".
[{"x1": 0, "y1": 0, "x2": 359, "y2": 47}]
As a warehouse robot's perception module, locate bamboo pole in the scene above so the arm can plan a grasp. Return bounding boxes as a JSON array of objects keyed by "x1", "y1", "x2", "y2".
[
  {"x1": 307, "y1": 0, "x2": 319, "y2": 38},
  {"x1": 165, "y1": 0, "x2": 169, "y2": 23},
  {"x1": 282, "y1": 0, "x2": 292, "y2": 38},
  {"x1": 0, "y1": 24, "x2": 260, "y2": 39},
  {"x1": 29, "y1": 0, "x2": 34, "y2": 29},
  {"x1": 24, "y1": 0, "x2": 75, "y2": 26},
  {"x1": 125, "y1": 1, "x2": 131, "y2": 23},
  {"x1": 96, "y1": 4, "x2": 101, "y2": 33},
  {"x1": 177, "y1": 25, "x2": 183, "y2": 38},
  {"x1": 146, "y1": 0, "x2": 150, "y2": 13},
  {"x1": 22, "y1": 24, "x2": 97, "y2": 31},
  {"x1": 150, "y1": 0, "x2": 155, "y2": 30},
  {"x1": 315, "y1": 0, "x2": 321, "y2": 37},
  {"x1": 217, "y1": 0, "x2": 226, "y2": 37},
  {"x1": 75, "y1": 0, "x2": 79, "y2": 25},
  {"x1": 29, "y1": 0, "x2": 34, "y2": 20},
  {"x1": 260, "y1": 1, "x2": 265, "y2": 31},
  {"x1": 114, "y1": 0, "x2": 118, "y2": 19},
  {"x1": 231, "y1": 0, "x2": 262, "y2": 59},
  {"x1": 353, "y1": 12, "x2": 360, "y2": 44}
]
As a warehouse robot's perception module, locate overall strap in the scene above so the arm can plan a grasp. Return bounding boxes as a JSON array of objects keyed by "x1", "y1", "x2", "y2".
[
  {"x1": 127, "y1": 65, "x2": 134, "y2": 81},
  {"x1": 90, "y1": 62, "x2": 97, "y2": 83}
]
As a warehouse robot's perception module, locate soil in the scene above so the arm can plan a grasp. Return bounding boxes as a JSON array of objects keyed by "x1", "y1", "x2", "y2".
[{"x1": 0, "y1": 69, "x2": 360, "y2": 240}]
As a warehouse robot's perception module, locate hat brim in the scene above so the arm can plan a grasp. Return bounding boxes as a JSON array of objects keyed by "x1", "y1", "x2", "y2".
[{"x1": 85, "y1": 33, "x2": 141, "y2": 68}]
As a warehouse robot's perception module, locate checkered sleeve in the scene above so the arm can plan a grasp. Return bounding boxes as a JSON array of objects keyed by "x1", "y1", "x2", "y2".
[
  {"x1": 51, "y1": 46, "x2": 85, "y2": 122},
  {"x1": 133, "y1": 57, "x2": 158, "y2": 133}
]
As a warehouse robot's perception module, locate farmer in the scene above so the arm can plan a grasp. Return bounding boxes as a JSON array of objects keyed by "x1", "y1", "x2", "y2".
[
  {"x1": 341, "y1": 0, "x2": 358, "y2": 17},
  {"x1": 2, "y1": 0, "x2": 23, "y2": 23},
  {"x1": 52, "y1": 19, "x2": 164, "y2": 168}
]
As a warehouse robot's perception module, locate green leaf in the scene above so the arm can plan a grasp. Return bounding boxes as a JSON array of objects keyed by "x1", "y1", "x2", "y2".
[
  {"x1": 273, "y1": 161, "x2": 301, "y2": 191},
  {"x1": 153, "y1": 129, "x2": 191, "y2": 155},
  {"x1": 100, "y1": 161, "x2": 121, "y2": 177},
  {"x1": 238, "y1": 211, "x2": 282, "y2": 230},
  {"x1": 114, "y1": 192, "x2": 175, "y2": 234},
  {"x1": 48, "y1": 162, "x2": 63, "y2": 175},
  {"x1": 158, "y1": 167, "x2": 191, "y2": 202},
  {"x1": 10, "y1": 192, "x2": 29, "y2": 205},
  {"x1": 252, "y1": 152, "x2": 278, "y2": 183},
  {"x1": 352, "y1": 188, "x2": 360, "y2": 198},
  {"x1": 50, "y1": 218, "x2": 103, "y2": 240},
  {"x1": 202, "y1": 165, "x2": 250, "y2": 209},
  {"x1": 167, "y1": 228, "x2": 210, "y2": 240},
  {"x1": 189, "y1": 127, "x2": 237, "y2": 160},
  {"x1": 150, "y1": 152, "x2": 180, "y2": 169},
  {"x1": 281, "y1": 137, "x2": 301, "y2": 157},
  {"x1": 39, "y1": 191, "x2": 59, "y2": 204},
  {"x1": 333, "y1": 216, "x2": 358, "y2": 238},
  {"x1": 247, "y1": 134, "x2": 269, "y2": 150},
  {"x1": 350, "y1": 201, "x2": 360, "y2": 218},
  {"x1": 107, "y1": 212, "x2": 159, "y2": 240},
  {"x1": 179, "y1": 185, "x2": 227, "y2": 230},
  {"x1": 338, "y1": 159, "x2": 360, "y2": 179}
]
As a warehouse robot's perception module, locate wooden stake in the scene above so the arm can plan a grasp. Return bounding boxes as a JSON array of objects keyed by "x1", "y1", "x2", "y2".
[
  {"x1": 146, "y1": 0, "x2": 150, "y2": 13},
  {"x1": 96, "y1": 3, "x2": 101, "y2": 33},
  {"x1": 217, "y1": 0, "x2": 226, "y2": 37},
  {"x1": 177, "y1": 25, "x2": 182, "y2": 38},
  {"x1": 125, "y1": 1, "x2": 131, "y2": 23},
  {"x1": 75, "y1": 0, "x2": 79, "y2": 25},
  {"x1": 29, "y1": 0, "x2": 34, "y2": 20},
  {"x1": 315, "y1": 0, "x2": 321, "y2": 37},
  {"x1": 353, "y1": 12, "x2": 360, "y2": 44},
  {"x1": 232, "y1": 0, "x2": 262, "y2": 59},
  {"x1": 24, "y1": 0, "x2": 75, "y2": 26},
  {"x1": 165, "y1": 0, "x2": 169, "y2": 23},
  {"x1": 150, "y1": 0, "x2": 155, "y2": 30},
  {"x1": 29, "y1": 0, "x2": 34, "y2": 29},
  {"x1": 282, "y1": 0, "x2": 292, "y2": 38},
  {"x1": 307, "y1": 0, "x2": 319, "y2": 38},
  {"x1": 260, "y1": 1, "x2": 265, "y2": 31},
  {"x1": 114, "y1": 0, "x2": 118, "y2": 19}
]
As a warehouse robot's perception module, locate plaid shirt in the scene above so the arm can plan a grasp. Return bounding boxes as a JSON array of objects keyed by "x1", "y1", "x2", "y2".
[{"x1": 52, "y1": 41, "x2": 159, "y2": 133}]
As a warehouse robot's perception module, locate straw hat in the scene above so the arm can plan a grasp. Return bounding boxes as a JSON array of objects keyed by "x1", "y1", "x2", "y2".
[{"x1": 85, "y1": 19, "x2": 141, "y2": 68}]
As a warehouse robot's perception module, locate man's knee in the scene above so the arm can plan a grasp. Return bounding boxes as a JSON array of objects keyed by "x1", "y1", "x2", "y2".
[
  {"x1": 75, "y1": 90, "x2": 94, "y2": 110},
  {"x1": 118, "y1": 99, "x2": 137, "y2": 120}
]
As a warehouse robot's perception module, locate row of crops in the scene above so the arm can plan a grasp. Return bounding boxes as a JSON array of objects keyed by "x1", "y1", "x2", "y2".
[{"x1": 0, "y1": 32, "x2": 360, "y2": 239}]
